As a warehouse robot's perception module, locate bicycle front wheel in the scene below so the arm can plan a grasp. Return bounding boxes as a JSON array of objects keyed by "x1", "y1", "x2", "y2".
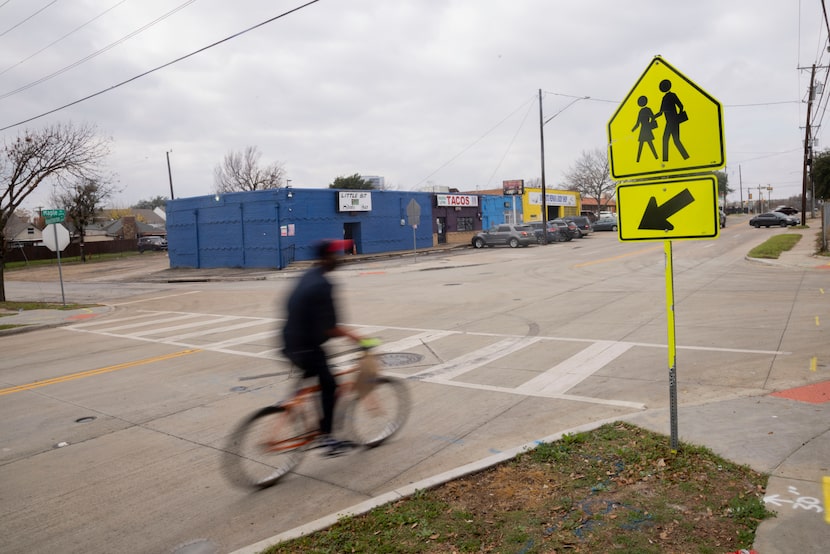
[
  {"x1": 222, "y1": 404, "x2": 308, "y2": 489},
  {"x1": 346, "y1": 376, "x2": 410, "y2": 447}
]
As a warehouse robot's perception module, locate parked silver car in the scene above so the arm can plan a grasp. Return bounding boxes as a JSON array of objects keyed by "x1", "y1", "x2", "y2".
[{"x1": 471, "y1": 224, "x2": 533, "y2": 248}]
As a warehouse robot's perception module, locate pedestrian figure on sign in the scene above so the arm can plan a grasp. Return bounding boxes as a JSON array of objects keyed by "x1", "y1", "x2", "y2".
[
  {"x1": 631, "y1": 95, "x2": 658, "y2": 162},
  {"x1": 654, "y1": 79, "x2": 690, "y2": 162}
]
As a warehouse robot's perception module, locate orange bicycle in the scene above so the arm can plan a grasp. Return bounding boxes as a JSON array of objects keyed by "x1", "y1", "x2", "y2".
[{"x1": 222, "y1": 349, "x2": 410, "y2": 489}]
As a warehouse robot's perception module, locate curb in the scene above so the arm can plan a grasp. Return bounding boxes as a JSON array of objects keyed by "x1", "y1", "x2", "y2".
[{"x1": 227, "y1": 414, "x2": 628, "y2": 554}]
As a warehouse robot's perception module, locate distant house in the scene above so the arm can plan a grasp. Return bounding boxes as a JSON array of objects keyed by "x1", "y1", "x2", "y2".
[
  {"x1": 3, "y1": 214, "x2": 43, "y2": 246},
  {"x1": 580, "y1": 195, "x2": 617, "y2": 216}
]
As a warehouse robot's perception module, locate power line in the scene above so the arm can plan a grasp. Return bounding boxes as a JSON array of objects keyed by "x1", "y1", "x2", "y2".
[
  {"x1": 414, "y1": 95, "x2": 537, "y2": 188},
  {"x1": 0, "y1": 0, "x2": 322, "y2": 131},
  {"x1": 0, "y1": 0, "x2": 132, "y2": 79},
  {"x1": 0, "y1": 0, "x2": 57, "y2": 38},
  {"x1": 0, "y1": 0, "x2": 198, "y2": 100}
]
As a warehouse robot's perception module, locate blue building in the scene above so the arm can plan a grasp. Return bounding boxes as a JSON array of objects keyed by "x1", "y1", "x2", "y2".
[{"x1": 166, "y1": 188, "x2": 438, "y2": 269}]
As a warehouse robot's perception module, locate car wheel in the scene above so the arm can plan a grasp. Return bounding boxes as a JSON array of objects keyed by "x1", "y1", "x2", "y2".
[
  {"x1": 472, "y1": 237, "x2": 485, "y2": 249},
  {"x1": 611, "y1": 225, "x2": 617, "y2": 231},
  {"x1": 508, "y1": 238, "x2": 519, "y2": 248},
  {"x1": 780, "y1": 221, "x2": 787, "y2": 227}
]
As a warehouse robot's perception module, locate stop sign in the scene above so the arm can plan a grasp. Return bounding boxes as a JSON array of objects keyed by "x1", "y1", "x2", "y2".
[{"x1": 43, "y1": 223, "x2": 70, "y2": 252}]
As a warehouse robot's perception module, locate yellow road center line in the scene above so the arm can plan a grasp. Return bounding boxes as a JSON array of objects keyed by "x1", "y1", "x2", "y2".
[
  {"x1": 817, "y1": 316, "x2": 821, "y2": 327},
  {"x1": 573, "y1": 244, "x2": 663, "y2": 268},
  {"x1": 810, "y1": 357, "x2": 818, "y2": 372},
  {"x1": 0, "y1": 349, "x2": 201, "y2": 396}
]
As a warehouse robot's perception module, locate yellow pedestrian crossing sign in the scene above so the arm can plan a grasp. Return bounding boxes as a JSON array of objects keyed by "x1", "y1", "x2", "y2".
[{"x1": 607, "y1": 56, "x2": 725, "y2": 180}]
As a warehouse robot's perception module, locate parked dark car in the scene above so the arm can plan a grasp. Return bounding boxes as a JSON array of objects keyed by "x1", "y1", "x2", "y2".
[
  {"x1": 471, "y1": 224, "x2": 533, "y2": 248},
  {"x1": 563, "y1": 216, "x2": 592, "y2": 238},
  {"x1": 592, "y1": 217, "x2": 618, "y2": 231},
  {"x1": 548, "y1": 219, "x2": 578, "y2": 240},
  {"x1": 527, "y1": 221, "x2": 565, "y2": 244},
  {"x1": 138, "y1": 236, "x2": 168, "y2": 252},
  {"x1": 749, "y1": 212, "x2": 798, "y2": 228}
]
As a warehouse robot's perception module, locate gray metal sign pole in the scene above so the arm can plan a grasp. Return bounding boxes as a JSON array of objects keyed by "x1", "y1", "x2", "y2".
[{"x1": 53, "y1": 224, "x2": 66, "y2": 306}]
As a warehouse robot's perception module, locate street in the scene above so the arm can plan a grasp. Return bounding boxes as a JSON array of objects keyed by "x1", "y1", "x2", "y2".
[{"x1": 1, "y1": 223, "x2": 827, "y2": 553}]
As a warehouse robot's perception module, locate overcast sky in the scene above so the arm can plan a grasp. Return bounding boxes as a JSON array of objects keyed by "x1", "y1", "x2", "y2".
[{"x1": 1, "y1": 0, "x2": 826, "y2": 213}]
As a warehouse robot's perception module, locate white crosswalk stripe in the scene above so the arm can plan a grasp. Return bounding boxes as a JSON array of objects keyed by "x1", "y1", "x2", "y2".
[{"x1": 66, "y1": 310, "x2": 788, "y2": 410}]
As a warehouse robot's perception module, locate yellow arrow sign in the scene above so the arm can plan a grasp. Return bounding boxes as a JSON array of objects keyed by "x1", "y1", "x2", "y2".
[
  {"x1": 608, "y1": 57, "x2": 725, "y2": 180},
  {"x1": 616, "y1": 175, "x2": 720, "y2": 241}
]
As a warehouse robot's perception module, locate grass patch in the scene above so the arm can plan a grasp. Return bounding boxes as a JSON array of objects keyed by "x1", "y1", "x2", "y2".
[
  {"x1": 747, "y1": 233, "x2": 802, "y2": 259},
  {"x1": 262, "y1": 422, "x2": 773, "y2": 553},
  {"x1": 3, "y1": 251, "x2": 141, "y2": 271},
  {"x1": 0, "y1": 301, "x2": 93, "y2": 312}
]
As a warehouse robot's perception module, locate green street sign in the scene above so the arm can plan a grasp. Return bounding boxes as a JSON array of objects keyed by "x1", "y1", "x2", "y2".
[{"x1": 43, "y1": 209, "x2": 65, "y2": 224}]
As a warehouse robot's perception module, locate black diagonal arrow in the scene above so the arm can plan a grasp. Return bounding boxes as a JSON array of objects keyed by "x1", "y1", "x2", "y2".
[{"x1": 638, "y1": 188, "x2": 695, "y2": 231}]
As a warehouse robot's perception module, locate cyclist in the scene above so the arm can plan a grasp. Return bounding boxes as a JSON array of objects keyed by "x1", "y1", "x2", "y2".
[{"x1": 282, "y1": 238, "x2": 364, "y2": 456}]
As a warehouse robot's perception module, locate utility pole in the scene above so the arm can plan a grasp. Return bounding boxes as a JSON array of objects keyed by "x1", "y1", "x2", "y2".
[
  {"x1": 801, "y1": 64, "x2": 815, "y2": 221},
  {"x1": 166, "y1": 150, "x2": 175, "y2": 200},
  {"x1": 738, "y1": 165, "x2": 744, "y2": 213},
  {"x1": 538, "y1": 89, "x2": 549, "y2": 242}
]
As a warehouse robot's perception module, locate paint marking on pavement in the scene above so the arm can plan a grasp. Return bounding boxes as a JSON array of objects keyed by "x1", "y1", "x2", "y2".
[
  {"x1": 516, "y1": 341, "x2": 634, "y2": 395},
  {"x1": 0, "y1": 349, "x2": 201, "y2": 396},
  {"x1": 412, "y1": 337, "x2": 543, "y2": 381},
  {"x1": 770, "y1": 380, "x2": 830, "y2": 404},
  {"x1": 391, "y1": 375, "x2": 646, "y2": 410},
  {"x1": 817, "y1": 316, "x2": 821, "y2": 327},
  {"x1": 114, "y1": 290, "x2": 201, "y2": 306},
  {"x1": 573, "y1": 244, "x2": 663, "y2": 268},
  {"x1": 811, "y1": 357, "x2": 818, "y2": 372}
]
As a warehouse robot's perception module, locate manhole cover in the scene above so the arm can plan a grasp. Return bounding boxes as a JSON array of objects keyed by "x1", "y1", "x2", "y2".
[
  {"x1": 75, "y1": 416, "x2": 97, "y2": 424},
  {"x1": 377, "y1": 352, "x2": 424, "y2": 367}
]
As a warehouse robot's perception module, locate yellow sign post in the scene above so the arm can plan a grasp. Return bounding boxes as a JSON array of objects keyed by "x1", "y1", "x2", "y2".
[
  {"x1": 608, "y1": 56, "x2": 724, "y2": 179},
  {"x1": 607, "y1": 57, "x2": 725, "y2": 452}
]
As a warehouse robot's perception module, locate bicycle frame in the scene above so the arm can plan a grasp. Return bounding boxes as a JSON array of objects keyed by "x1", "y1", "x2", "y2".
[{"x1": 261, "y1": 361, "x2": 367, "y2": 453}]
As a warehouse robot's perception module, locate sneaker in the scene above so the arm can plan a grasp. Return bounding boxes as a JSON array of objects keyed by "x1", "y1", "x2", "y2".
[{"x1": 315, "y1": 436, "x2": 353, "y2": 457}]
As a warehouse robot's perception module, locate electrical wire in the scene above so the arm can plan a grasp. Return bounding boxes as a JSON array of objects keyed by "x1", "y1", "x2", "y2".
[
  {"x1": 484, "y1": 96, "x2": 536, "y2": 189},
  {"x1": 0, "y1": 0, "x2": 132, "y2": 79},
  {"x1": 413, "y1": 94, "x2": 537, "y2": 188},
  {"x1": 0, "y1": 0, "x2": 322, "y2": 131},
  {"x1": 0, "y1": 0, "x2": 198, "y2": 100},
  {"x1": 0, "y1": 0, "x2": 57, "y2": 38}
]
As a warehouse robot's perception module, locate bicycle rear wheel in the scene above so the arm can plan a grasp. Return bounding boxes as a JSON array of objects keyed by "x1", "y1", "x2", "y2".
[
  {"x1": 222, "y1": 404, "x2": 308, "y2": 489},
  {"x1": 346, "y1": 376, "x2": 410, "y2": 447}
]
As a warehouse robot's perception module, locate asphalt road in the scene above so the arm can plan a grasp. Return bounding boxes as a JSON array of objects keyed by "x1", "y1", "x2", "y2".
[{"x1": 1, "y1": 222, "x2": 827, "y2": 553}]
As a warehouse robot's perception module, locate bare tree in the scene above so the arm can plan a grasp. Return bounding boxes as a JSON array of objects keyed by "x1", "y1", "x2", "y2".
[
  {"x1": 0, "y1": 122, "x2": 111, "y2": 301},
  {"x1": 214, "y1": 146, "x2": 285, "y2": 193},
  {"x1": 563, "y1": 148, "x2": 616, "y2": 215},
  {"x1": 51, "y1": 177, "x2": 119, "y2": 262}
]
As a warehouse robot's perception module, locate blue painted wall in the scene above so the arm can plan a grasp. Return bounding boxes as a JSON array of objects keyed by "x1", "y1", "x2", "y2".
[{"x1": 166, "y1": 188, "x2": 435, "y2": 269}]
